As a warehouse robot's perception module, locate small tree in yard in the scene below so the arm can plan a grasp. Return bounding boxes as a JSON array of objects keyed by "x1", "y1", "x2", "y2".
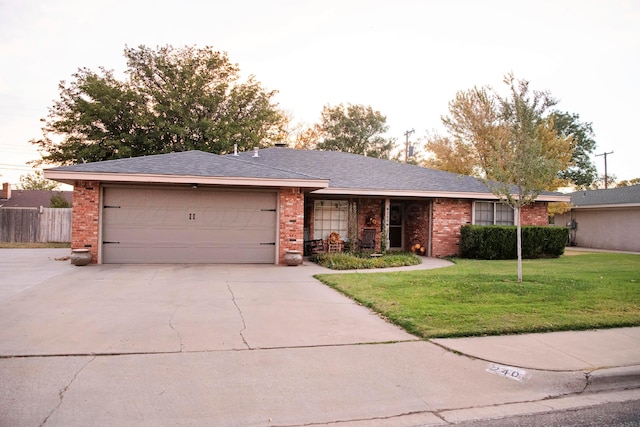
[
  {"x1": 435, "y1": 73, "x2": 574, "y2": 282},
  {"x1": 487, "y1": 75, "x2": 573, "y2": 281}
]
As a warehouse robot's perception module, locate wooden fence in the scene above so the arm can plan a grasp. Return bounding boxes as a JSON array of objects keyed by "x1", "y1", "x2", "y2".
[{"x1": 0, "y1": 207, "x2": 72, "y2": 243}]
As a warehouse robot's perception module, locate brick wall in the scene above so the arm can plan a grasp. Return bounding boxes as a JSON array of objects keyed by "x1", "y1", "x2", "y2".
[
  {"x1": 71, "y1": 181, "x2": 100, "y2": 263},
  {"x1": 521, "y1": 202, "x2": 549, "y2": 226},
  {"x1": 278, "y1": 188, "x2": 304, "y2": 264},
  {"x1": 431, "y1": 198, "x2": 472, "y2": 257},
  {"x1": 405, "y1": 201, "x2": 430, "y2": 252}
]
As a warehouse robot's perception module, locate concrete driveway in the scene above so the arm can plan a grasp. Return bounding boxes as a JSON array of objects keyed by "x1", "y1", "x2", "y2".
[
  {"x1": 0, "y1": 249, "x2": 602, "y2": 426},
  {"x1": 0, "y1": 250, "x2": 415, "y2": 356}
]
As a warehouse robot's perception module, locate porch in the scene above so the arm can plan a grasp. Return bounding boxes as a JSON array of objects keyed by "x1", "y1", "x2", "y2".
[{"x1": 303, "y1": 197, "x2": 432, "y2": 256}]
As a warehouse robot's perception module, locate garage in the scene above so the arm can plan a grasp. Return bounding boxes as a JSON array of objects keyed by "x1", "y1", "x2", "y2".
[{"x1": 102, "y1": 187, "x2": 277, "y2": 264}]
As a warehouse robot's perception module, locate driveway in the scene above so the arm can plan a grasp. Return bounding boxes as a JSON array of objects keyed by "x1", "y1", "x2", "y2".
[
  {"x1": 0, "y1": 249, "x2": 593, "y2": 426},
  {"x1": 0, "y1": 250, "x2": 415, "y2": 356}
]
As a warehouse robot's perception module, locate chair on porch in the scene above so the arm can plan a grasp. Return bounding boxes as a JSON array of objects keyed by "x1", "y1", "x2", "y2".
[
  {"x1": 307, "y1": 239, "x2": 326, "y2": 255},
  {"x1": 359, "y1": 228, "x2": 376, "y2": 250}
]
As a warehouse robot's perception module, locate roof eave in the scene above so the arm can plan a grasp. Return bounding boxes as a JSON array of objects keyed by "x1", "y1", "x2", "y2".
[
  {"x1": 572, "y1": 202, "x2": 640, "y2": 209},
  {"x1": 43, "y1": 170, "x2": 329, "y2": 190},
  {"x1": 312, "y1": 187, "x2": 570, "y2": 202}
]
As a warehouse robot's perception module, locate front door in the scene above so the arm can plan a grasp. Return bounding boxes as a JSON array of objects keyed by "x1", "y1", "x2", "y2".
[{"x1": 389, "y1": 203, "x2": 403, "y2": 249}]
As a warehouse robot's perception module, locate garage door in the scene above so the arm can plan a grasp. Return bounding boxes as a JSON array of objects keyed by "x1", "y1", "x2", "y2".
[{"x1": 102, "y1": 187, "x2": 277, "y2": 264}]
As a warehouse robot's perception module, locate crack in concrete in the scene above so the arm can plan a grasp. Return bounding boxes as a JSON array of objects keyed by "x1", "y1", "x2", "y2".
[
  {"x1": 226, "y1": 281, "x2": 251, "y2": 350},
  {"x1": 168, "y1": 308, "x2": 184, "y2": 352},
  {"x1": 39, "y1": 355, "x2": 96, "y2": 426},
  {"x1": 0, "y1": 340, "x2": 420, "y2": 359}
]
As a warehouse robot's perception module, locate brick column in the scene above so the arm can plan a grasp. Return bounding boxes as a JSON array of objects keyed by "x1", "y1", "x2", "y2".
[
  {"x1": 71, "y1": 181, "x2": 100, "y2": 263},
  {"x1": 278, "y1": 188, "x2": 304, "y2": 264}
]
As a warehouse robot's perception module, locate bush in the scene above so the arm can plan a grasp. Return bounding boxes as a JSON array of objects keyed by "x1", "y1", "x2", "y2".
[
  {"x1": 460, "y1": 225, "x2": 569, "y2": 260},
  {"x1": 310, "y1": 252, "x2": 421, "y2": 270}
]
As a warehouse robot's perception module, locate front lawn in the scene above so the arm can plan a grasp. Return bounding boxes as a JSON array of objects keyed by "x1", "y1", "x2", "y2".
[{"x1": 314, "y1": 253, "x2": 640, "y2": 338}]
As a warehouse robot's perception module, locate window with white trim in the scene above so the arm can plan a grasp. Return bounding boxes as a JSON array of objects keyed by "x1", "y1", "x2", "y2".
[
  {"x1": 314, "y1": 200, "x2": 348, "y2": 240},
  {"x1": 473, "y1": 201, "x2": 514, "y2": 225}
]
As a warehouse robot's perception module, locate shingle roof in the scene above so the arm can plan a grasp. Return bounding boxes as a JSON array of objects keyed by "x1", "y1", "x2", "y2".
[
  {"x1": 569, "y1": 184, "x2": 640, "y2": 207},
  {"x1": 46, "y1": 148, "x2": 567, "y2": 200},
  {"x1": 233, "y1": 148, "x2": 567, "y2": 198},
  {"x1": 48, "y1": 150, "x2": 322, "y2": 181}
]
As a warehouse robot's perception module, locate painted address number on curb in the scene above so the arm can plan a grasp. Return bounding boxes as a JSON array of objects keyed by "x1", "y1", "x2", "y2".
[{"x1": 486, "y1": 364, "x2": 531, "y2": 382}]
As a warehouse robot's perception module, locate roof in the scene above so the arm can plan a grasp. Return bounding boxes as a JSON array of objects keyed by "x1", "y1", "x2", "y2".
[
  {"x1": 233, "y1": 148, "x2": 567, "y2": 201},
  {"x1": 44, "y1": 148, "x2": 569, "y2": 201},
  {"x1": 44, "y1": 150, "x2": 328, "y2": 190},
  {"x1": 0, "y1": 190, "x2": 72, "y2": 208},
  {"x1": 569, "y1": 184, "x2": 640, "y2": 208}
]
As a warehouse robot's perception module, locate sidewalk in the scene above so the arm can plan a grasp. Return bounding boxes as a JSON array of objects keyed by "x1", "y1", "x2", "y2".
[{"x1": 433, "y1": 327, "x2": 640, "y2": 393}]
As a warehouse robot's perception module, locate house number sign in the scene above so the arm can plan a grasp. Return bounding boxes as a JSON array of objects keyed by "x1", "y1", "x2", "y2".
[{"x1": 486, "y1": 364, "x2": 531, "y2": 382}]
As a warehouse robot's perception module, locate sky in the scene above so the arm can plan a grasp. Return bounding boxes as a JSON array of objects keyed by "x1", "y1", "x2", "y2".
[{"x1": 1, "y1": 0, "x2": 639, "y2": 187}]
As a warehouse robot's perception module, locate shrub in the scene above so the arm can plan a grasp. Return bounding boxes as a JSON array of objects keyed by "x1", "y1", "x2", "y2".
[
  {"x1": 310, "y1": 252, "x2": 421, "y2": 270},
  {"x1": 460, "y1": 225, "x2": 569, "y2": 260}
]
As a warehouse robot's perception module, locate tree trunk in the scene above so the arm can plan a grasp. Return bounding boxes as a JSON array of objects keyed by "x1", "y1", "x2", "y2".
[{"x1": 516, "y1": 206, "x2": 522, "y2": 283}]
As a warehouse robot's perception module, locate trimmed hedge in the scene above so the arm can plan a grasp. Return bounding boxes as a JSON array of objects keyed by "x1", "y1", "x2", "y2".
[{"x1": 460, "y1": 225, "x2": 569, "y2": 260}]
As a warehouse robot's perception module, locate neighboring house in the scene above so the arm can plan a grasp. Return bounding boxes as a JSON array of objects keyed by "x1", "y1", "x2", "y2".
[
  {"x1": 0, "y1": 183, "x2": 73, "y2": 208},
  {"x1": 554, "y1": 184, "x2": 640, "y2": 252},
  {"x1": 44, "y1": 148, "x2": 568, "y2": 264}
]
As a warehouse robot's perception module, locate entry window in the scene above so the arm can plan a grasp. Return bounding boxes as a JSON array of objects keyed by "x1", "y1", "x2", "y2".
[
  {"x1": 314, "y1": 200, "x2": 348, "y2": 240},
  {"x1": 474, "y1": 201, "x2": 514, "y2": 225}
]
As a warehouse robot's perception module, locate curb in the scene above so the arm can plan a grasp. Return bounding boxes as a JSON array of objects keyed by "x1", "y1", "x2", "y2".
[{"x1": 586, "y1": 365, "x2": 640, "y2": 392}]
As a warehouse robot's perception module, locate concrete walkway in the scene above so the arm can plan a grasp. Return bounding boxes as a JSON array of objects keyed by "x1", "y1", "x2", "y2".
[{"x1": 0, "y1": 249, "x2": 638, "y2": 426}]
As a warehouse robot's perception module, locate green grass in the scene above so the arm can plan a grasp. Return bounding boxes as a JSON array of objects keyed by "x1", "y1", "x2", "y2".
[
  {"x1": 310, "y1": 252, "x2": 422, "y2": 270},
  {"x1": 0, "y1": 242, "x2": 70, "y2": 248},
  {"x1": 314, "y1": 253, "x2": 640, "y2": 338}
]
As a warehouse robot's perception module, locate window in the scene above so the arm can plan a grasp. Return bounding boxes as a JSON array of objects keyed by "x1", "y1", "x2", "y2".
[
  {"x1": 314, "y1": 200, "x2": 348, "y2": 240},
  {"x1": 473, "y1": 201, "x2": 514, "y2": 225}
]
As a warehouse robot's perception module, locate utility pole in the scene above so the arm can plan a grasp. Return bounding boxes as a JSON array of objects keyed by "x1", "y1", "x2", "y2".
[
  {"x1": 595, "y1": 151, "x2": 614, "y2": 189},
  {"x1": 404, "y1": 129, "x2": 415, "y2": 163}
]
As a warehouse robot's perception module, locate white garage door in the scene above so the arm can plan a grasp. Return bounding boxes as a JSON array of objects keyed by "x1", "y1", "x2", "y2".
[{"x1": 102, "y1": 187, "x2": 277, "y2": 264}]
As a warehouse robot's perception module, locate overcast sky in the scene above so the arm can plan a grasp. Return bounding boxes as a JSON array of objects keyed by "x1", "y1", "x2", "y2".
[{"x1": 1, "y1": 0, "x2": 638, "y2": 186}]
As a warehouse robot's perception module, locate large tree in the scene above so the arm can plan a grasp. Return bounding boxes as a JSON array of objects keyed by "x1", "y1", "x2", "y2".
[
  {"x1": 550, "y1": 111, "x2": 597, "y2": 189},
  {"x1": 425, "y1": 87, "x2": 594, "y2": 190},
  {"x1": 314, "y1": 103, "x2": 396, "y2": 158},
  {"x1": 31, "y1": 45, "x2": 288, "y2": 165}
]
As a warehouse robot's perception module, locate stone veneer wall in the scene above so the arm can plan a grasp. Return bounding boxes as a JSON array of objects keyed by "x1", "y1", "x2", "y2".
[
  {"x1": 71, "y1": 181, "x2": 101, "y2": 263},
  {"x1": 278, "y1": 188, "x2": 304, "y2": 264}
]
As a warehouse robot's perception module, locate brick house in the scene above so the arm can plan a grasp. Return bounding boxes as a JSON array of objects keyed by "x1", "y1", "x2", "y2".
[{"x1": 44, "y1": 148, "x2": 568, "y2": 265}]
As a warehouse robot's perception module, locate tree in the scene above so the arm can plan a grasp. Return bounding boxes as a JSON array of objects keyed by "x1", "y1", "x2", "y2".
[
  {"x1": 590, "y1": 174, "x2": 618, "y2": 189},
  {"x1": 428, "y1": 74, "x2": 574, "y2": 282},
  {"x1": 616, "y1": 178, "x2": 640, "y2": 187},
  {"x1": 488, "y1": 75, "x2": 573, "y2": 282},
  {"x1": 18, "y1": 170, "x2": 59, "y2": 190},
  {"x1": 50, "y1": 194, "x2": 71, "y2": 208},
  {"x1": 31, "y1": 45, "x2": 288, "y2": 166},
  {"x1": 315, "y1": 103, "x2": 396, "y2": 158},
  {"x1": 424, "y1": 89, "x2": 594, "y2": 190},
  {"x1": 551, "y1": 111, "x2": 597, "y2": 189}
]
